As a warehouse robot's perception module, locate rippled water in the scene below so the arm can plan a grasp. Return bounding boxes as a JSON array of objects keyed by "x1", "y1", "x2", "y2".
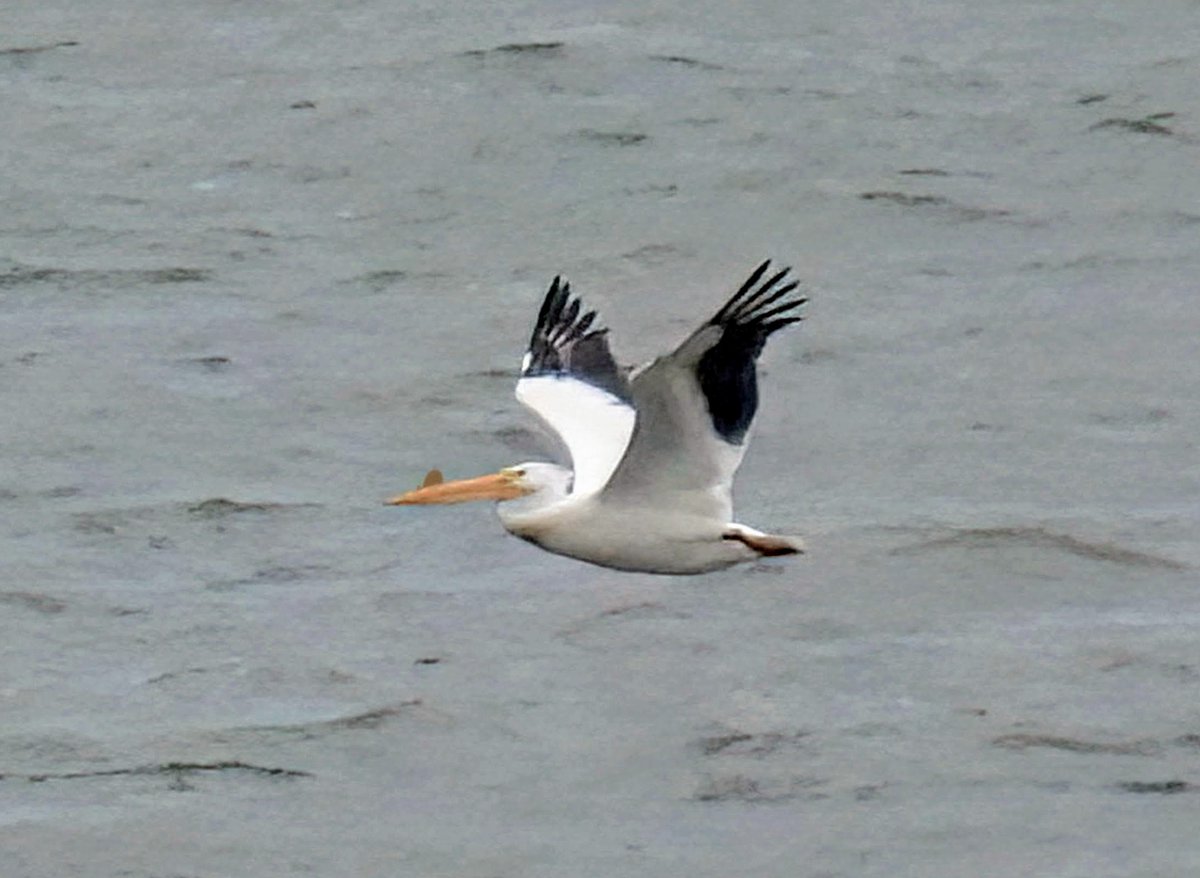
[{"x1": 4, "y1": 2, "x2": 1199, "y2": 875}]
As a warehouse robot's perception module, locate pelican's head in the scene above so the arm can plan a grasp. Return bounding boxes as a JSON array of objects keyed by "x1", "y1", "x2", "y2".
[{"x1": 386, "y1": 462, "x2": 570, "y2": 507}]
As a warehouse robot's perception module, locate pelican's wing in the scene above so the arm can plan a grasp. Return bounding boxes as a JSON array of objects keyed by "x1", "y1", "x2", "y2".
[
  {"x1": 598, "y1": 260, "x2": 806, "y2": 521},
  {"x1": 515, "y1": 276, "x2": 637, "y2": 496}
]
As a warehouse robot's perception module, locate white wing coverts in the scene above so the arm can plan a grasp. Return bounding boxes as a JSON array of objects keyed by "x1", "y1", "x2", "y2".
[{"x1": 515, "y1": 277, "x2": 636, "y2": 497}]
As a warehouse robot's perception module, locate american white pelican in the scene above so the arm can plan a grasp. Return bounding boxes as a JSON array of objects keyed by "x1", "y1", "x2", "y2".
[{"x1": 389, "y1": 260, "x2": 807, "y2": 574}]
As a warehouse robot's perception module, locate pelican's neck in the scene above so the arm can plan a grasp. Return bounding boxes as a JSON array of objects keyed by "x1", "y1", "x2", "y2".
[{"x1": 496, "y1": 466, "x2": 577, "y2": 538}]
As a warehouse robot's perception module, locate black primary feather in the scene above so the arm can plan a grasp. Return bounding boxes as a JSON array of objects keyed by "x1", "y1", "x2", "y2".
[
  {"x1": 525, "y1": 276, "x2": 631, "y2": 402},
  {"x1": 696, "y1": 260, "x2": 806, "y2": 444}
]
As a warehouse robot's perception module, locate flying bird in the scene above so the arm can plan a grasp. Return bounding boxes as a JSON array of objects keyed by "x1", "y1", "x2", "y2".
[{"x1": 388, "y1": 260, "x2": 807, "y2": 574}]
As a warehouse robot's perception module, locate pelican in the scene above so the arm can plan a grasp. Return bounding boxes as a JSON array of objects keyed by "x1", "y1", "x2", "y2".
[{"x1": 388, "y1": 260, "x2": 808, "y2": 574}]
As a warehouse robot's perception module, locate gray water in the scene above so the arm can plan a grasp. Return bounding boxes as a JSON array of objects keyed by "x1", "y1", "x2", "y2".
[{"x1": 4, "y1": 2, "x2": 1200, "y2": 875}]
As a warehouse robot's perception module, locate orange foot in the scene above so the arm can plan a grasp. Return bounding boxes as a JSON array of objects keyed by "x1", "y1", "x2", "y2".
[{"x1": 724, "y1": 528, "x2": 805, "y2": 557}]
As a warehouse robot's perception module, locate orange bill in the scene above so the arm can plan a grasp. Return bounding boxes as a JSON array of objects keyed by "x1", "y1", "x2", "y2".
[{"x1": 386, "y1": 469, "x2": 527, "y2": 505}]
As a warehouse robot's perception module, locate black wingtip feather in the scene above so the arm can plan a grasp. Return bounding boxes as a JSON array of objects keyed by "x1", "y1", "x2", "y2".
[
  {"x1": 533, "y1": 276, "x2": 565, "y2": 347},
  {"x1": 753, "y1": 296, "x2": 808, "y2": 324},
  {"x1": 730, "y1": 266, "x2": 792, "y2": 319},
  {"x1": 560, "y1": 298, "x2": 580, "y2": 337},
  {"x1": 714, "y1": 258, "x2": 773, "y2": 322},
  {"x1": 697, "y1": 261, "x2": 807, "y2": 445},
  {"x1": 524, "y1": 274, "x2": 631, "y2": 402}
]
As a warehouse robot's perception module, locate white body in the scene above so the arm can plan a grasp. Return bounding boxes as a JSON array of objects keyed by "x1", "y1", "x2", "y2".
[{"x1": 499, "y1": 491, "x2": 763, "y2": 575}]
